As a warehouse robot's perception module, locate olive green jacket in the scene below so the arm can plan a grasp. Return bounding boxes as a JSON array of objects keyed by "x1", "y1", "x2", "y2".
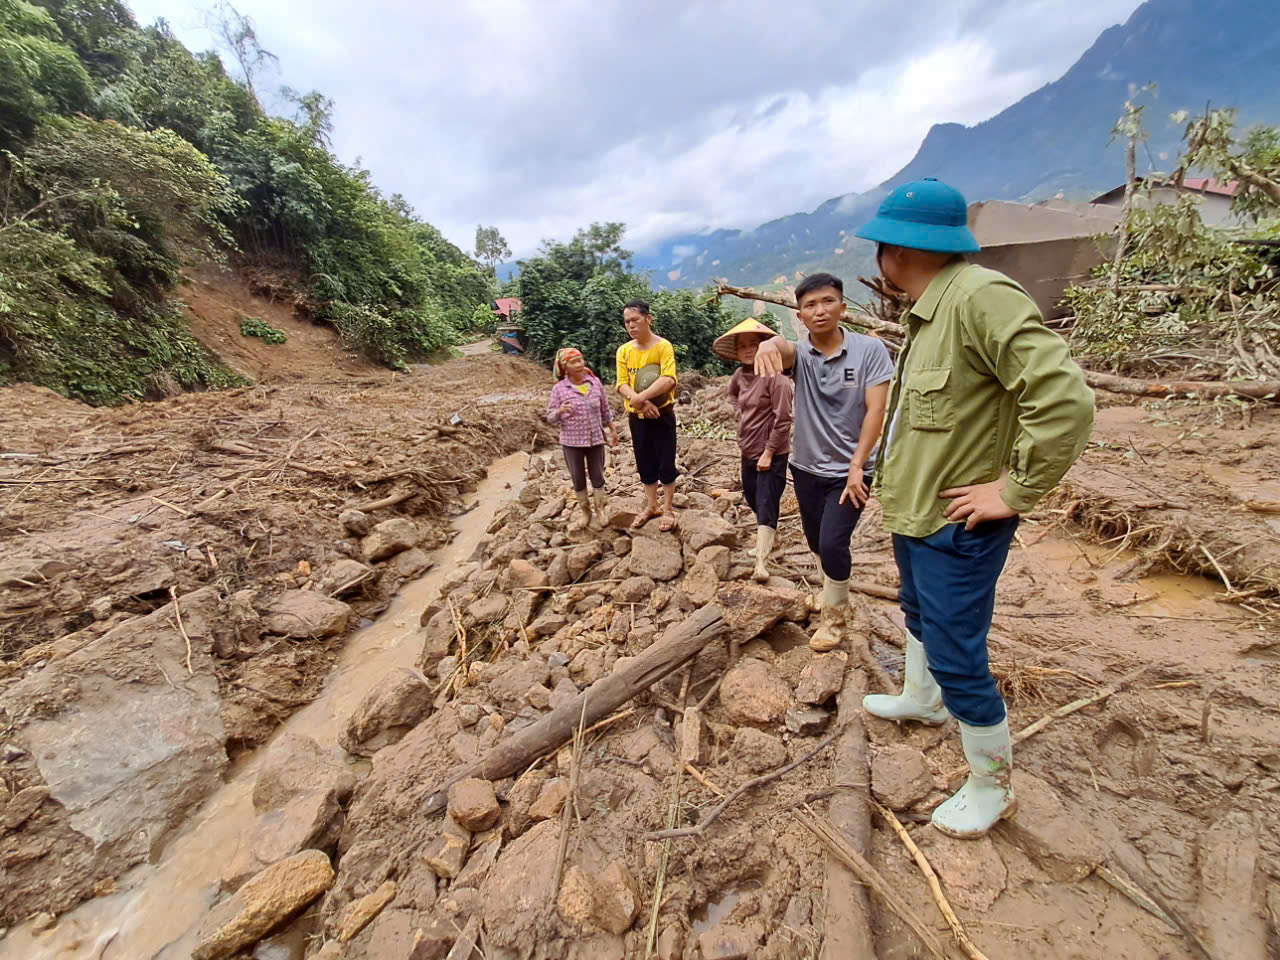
[{"x1": 876, "y1": 261, "x2": 1095, "y2": 538}]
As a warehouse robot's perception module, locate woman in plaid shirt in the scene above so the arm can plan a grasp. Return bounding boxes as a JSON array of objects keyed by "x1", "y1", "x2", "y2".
[{"x1": 546, "y1": 347, "x2": 618, "y2": 530}]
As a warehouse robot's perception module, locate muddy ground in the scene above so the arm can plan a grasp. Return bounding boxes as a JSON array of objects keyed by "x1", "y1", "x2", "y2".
[{"x1": 1, "y1": 354, "x2": 1278, "y2": 959}]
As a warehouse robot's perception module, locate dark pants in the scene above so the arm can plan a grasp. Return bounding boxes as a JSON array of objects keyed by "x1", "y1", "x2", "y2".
[
  {"x1": 892, "y1": 516, "x2": 1019, "y2": 726},
  {"x1": 742, "y1": 454, "x2": 788, "y2": 529},
  {"x1": 562, "y1": 444, "x2": 606, "y2": 493},
  {"x1": 629, "y1": 407, "x2": 679, "y2": 486},
  {"x1": 790, "y1": 465, "x2": 871, "y2": 582}
]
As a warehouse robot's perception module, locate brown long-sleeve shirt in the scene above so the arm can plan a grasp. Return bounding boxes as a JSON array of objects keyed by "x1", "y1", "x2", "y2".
[{"x1": 727, "y1": 367, "x2": 793, "y2": 459}]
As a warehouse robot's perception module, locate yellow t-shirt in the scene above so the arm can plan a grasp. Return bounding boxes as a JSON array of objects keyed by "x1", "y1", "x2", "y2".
[{"x1": 616, "y1": 337, "x2": 678, "y2": 414}]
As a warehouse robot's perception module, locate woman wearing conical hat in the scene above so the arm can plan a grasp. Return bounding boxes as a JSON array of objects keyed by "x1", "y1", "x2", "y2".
[{"x1": 713, "y1": 318, "x2": 794, "y2": 582}]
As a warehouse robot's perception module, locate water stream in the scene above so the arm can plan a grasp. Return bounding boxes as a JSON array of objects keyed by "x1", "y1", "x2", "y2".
[{"x1": 1, "y1": 452, "x2": 529, "y2": 960}]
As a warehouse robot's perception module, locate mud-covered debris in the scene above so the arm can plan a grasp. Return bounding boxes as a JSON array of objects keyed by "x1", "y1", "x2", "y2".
[
  {"x1": 784, "y1": 703, "x2": 831, "y2": 736},
  {"x1": 528, "y1": 777, "x2": 569, "y2": 821},
  {"x1": 628, "y1": 534, "x2": 683, "y2": 581},
  {"x1": 604, "y1": 498, "x2": 646, "y2": 530},
  {"x1": 546, "y1": 552, "x2": 571, "y2": 587},
  {"x1": 340, "y1": 668, "x2": 433, "y2": 757},
  {"x1": 447, "y1": 779, "x2": 500, "y2": 832},
  {"x1": 339, "y1": 509, "x2": 371, "y2": 537},
  {"x1": 453, "y1": 828, "x2": 502, "y2": 890},
  {"x1": 721, "y1": 657, "x2": 791, "y2": 726},
  {"x1": 656, "y1": 924, "x2": 684, "y2": 960},
  {"x1": 391, "y1": 548, "x2": 431, "y2": 578},
  {"x1": 465, "y1": 594, "x2": 507, "y2": 625},
  {"x1": 336, "y1": 879, "x2": 397, "y2": 942},
  {"x1": 321, "y1": 559, "x2": 374, "y2": 597},
  {"x1": 480, "y1": 820, "x2": 560, "y2": 948},
  {"x1": 425, "y1": 814, "x2": 472, "y2": 880},
  {"x1": 487, "y1": 659, "x2": 550, "y2": 708},
  {"x1": 567, "y1": 542, "x2": 604, "y2": 580},
  {"x1": 223, "y1": 788, "x2": 343, "y2": 891},
  {"x1": 733, "y1": 728, "x2": 787, "y2": 774},
  {"x1": 261, "y1": 590, "x2": 352, "y2": 638},
  {"x1": 996, "y1": 771, "x2": 1108, "y2": 880},
  {"x1": 253, "y1": 734, "x2": 355, "y2": 812},
  {"x1": 192, "y1": 849, "x2": 334, "y2": 960},
  {"x1": 593, "y1": 860, "x2": 642, "y2": 935},
  {"x1": 0, "y1": 786, "x2": 48, "y2": 832},
  {"x1": 679, "y1": 558, "x2": 721, "y2": 606},
  {"x1": 503, "y1": 768, "x2": 549, "y2": 839},
  {"x1": 698, "y1": 922, "x2": 761, "y2": 960},
  {"x1": 679, "y1": 510, "x2": 738, "y2": 552},
  {"x1": 614, "y1": 575, "x2": 656, "y2": 603},
  {"x1": 557, "y1": 864, "x2": 595, "y2": 928},
  {"x1": 89, "y1": 596, "x2": 113, "y2": 620},
  {"x1": 698, "y1": 544, "x2": 732, "y2": 578},
  {"x1": 361, "y1": 518, "x2": 418, "y2": 562},
  {"x1": 795, "y1": 652, "x2": 846, "y2": 705},
  {"x1": 871, "y1": 745, "x2": 934, "y2": 811},
  {"x1": 917, "y1": 828, "x2": 1008, "y2": 912},
  {"x1": 506, "y1": 558, "x2": 549, "y2": 590},
  {"x1": 717, "y1": 582, "x2": 797, "y2": 644}
]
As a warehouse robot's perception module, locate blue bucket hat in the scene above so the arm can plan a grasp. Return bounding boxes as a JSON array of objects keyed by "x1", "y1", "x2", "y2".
[{"x1": 855, "y1": 178, "x2": 980, "y2": 253}]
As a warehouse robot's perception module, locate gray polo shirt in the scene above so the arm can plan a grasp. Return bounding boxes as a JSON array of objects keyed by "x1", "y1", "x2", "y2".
[{"x1": 790, "y1": 330, "x2": 895, "y2": 477}]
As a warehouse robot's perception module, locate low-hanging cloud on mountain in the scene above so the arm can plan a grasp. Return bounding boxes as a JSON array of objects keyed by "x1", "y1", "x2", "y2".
[{"x1": 130, "y1": 0, "x2": 1141, "y2": 257}]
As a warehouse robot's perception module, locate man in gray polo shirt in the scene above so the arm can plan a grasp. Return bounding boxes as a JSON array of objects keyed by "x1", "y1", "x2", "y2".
[{"x1": 755, "y1": 272, "x2": 894, "y2": 651}]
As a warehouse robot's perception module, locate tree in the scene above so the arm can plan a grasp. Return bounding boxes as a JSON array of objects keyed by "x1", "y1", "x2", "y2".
[
  {"x1": 204, "y1": 0, "x2": 276, "y2": 108},
  {"x1": 281, "y1": 85, "x2": 333, "y2": 148},
  {"x1": 1174, "y1": 107, "x2": 1280, "y2": 221},
  {"x1": 474, "y1": 224, "x2": 511, "y2": 275}
]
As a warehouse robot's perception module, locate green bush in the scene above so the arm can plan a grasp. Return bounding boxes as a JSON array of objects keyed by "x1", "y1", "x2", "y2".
[{"x1": 239, "y1": 315, "x2": 286, "y2": 344}]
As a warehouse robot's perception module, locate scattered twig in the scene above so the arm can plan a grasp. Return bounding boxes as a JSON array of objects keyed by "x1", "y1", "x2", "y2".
[
  {"x1": 645, "y1": 724, "x2": 843, "y2": 841},
  {"x1": 793, "y1": 808, "x2": 951, "y2": 960},
  {"x1": 683, "y1": 762, "x2": 725, "y2": 796},
  {"x1": 169, "y1": 586, "x2": 194, "y2": 675},
  {"x1": 553, "y1": 693, "x2": 588, "y2": 898},
  {"x1": 151, "y1": 495, "x2": 192, "y2": 518},
  {"x1": 349, "y1": 489, "x2": 414, "y2": 513},
  {"x1": 1094, "y1": 864, "x2": 1178, "y2": 932},
  {"x1": 0, "y1": 476, "x2": 116, "y2": 485},
  {"x1": 874, "y1": 802, "x2": 991, "y2": 960}
]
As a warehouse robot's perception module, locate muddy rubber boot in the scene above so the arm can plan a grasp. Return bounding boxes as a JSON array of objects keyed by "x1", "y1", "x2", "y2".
[
  {"x1": 590, "y1": 488, "x2": 607, "y2": 530},
  {"x1": 931, "y1": 718, "x2": 1016, "y2": 839},
  {"x1": 752, "y1": 526, "x2": 775, "y2": 582},
  {"x1": 572, "y1": 490, "x2": 593, "y2": 531},
  {"x1": 809, "y1": 577, "x2": 849, "y2": 652},
  {"x1": 862, "y1": 633, "x2": 951, "y2": 725}
]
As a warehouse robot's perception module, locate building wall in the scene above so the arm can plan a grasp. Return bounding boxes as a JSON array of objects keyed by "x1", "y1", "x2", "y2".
[{"x1": 969, "y1": 235, "x2": 1114, "y2": 320}]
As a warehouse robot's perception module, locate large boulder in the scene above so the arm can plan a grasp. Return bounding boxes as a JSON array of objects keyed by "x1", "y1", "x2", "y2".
[
  {"x1": 261, "y1": 590, "x2": 352, "y2": 638},
  {"x1": 716, "y1": 582, "x2": 793, "y2": 644},
  {"x1": 678, "y1": 510, "x2": 738, "y2": 552},
  {"x1": 361, "y1": 519, "x2": 419, "y2": 562},
  {"x1": 253, "y1": 734, "x2": 355, "y2": 812},
  {"x1": 720, "y1": 658, "x2": 791, "y2": 726},
  {"x1": 795, "y1": 653, "x2": 846, "y2": 705},
  {"x1": 628, "y1": 534, "x2": 683, "y2": 581},
  {"x1": 339, "y1": 668, "x2": 434, "y2": 757}
]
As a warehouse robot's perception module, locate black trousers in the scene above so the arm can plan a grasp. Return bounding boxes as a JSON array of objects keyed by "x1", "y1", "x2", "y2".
[
  {"x1": 790, "y1": 465, "x2": 872, "y2": 582},
  {"x1": 741, "y1": 454, "x2": 789, "y2": 529},
  {"x1": 562, "y1": 444, "x2": 606, "y2": 493},
  {"x1": 629, "y1": 407, "x2": 679, "y2": 486}
]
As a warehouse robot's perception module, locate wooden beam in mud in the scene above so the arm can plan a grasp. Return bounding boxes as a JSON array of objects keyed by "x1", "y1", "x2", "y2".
[
  {"x1": 1085, "y1": 371, "x2": 1280, "y2": 401},
  {"x1": 420, "y1": 604, "x2": 728, "y2": 815}
]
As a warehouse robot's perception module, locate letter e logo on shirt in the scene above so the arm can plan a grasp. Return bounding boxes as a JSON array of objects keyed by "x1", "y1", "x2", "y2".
[{"x1": 842, "y1": 368, "x2": 858, "y2": 389}]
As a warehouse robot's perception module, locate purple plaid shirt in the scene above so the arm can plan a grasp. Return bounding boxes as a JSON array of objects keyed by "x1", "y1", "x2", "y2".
[{"x1": 546, "y1": 374, "x2": 613, "y2": 447}]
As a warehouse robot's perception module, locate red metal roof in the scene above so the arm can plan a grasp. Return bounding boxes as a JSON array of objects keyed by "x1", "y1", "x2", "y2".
[
  {"x1": 493, "y1": 297, "x2": 522, "y2": 318},
  {"x1": 1181, "y1": 177, "x2": 1240, "y2": 197}
]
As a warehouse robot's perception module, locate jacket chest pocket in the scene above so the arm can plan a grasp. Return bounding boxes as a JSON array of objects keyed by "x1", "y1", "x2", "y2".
[{"x1": 906, "y1": 366, "x2": 954, "y2": 431}]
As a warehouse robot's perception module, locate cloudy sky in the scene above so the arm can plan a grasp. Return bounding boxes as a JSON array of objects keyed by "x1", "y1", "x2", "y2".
[{"x1": 128, "y1": 0, "x2": 1143, "y2": 257}]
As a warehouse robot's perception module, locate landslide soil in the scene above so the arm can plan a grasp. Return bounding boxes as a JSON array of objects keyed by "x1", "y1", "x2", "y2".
[{"x1": 1, "y1": 357, "x2": 1279, "y2": 959}]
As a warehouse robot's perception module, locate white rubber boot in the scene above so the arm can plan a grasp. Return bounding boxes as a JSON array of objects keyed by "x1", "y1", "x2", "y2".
[
  {"x1": 752, "y1": 526, "x2": 775, "y2": 582},
  {"x1": 591, "y1": 488, "x2": 607, "y2": 529},
  {"x1": 572, "y1": 490, "x2": 593, "y2": 531},
  {"x1": 862, "y1": 633, "x2": 951, "y2": 725},
  {"x1": 809, "y1": 577, "x2": 849, "y2": 652},
  {"x1": 931, "y1": 718, "x2": 1016, "y2": 839}
]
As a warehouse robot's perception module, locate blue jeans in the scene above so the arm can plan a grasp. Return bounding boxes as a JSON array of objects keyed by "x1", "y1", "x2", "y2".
[{"x1": 892, "y1": 516, "x2": 1019, "y2": 726}]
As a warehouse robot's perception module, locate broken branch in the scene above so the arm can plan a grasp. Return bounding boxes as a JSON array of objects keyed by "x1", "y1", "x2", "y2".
[
  {"x1": 645, "y1": 723, "x2": 843, "y2": 841},
  {"x1": 874, "y1": 801, "x2": 991, "y2": 960}
]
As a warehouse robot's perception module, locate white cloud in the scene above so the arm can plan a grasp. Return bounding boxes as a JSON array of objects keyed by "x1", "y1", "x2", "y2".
[{"x1": 126, "y1": 0, "x2": 1141, "y2": 257}]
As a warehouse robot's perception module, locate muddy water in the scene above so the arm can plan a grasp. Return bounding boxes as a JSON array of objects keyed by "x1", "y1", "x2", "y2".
[{"x1": 1, "y1": 452, "x2": 529, "y2": 960}]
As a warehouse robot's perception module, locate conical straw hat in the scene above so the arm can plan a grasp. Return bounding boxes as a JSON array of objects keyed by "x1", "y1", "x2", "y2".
[{"x1": 712, "y1": 317, "x2": 777, "y2": 363}]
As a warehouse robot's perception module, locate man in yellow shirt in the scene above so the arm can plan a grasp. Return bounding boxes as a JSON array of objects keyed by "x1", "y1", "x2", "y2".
[{"x1": 616, "y1": 299, "x2": 679, "y2": 531}]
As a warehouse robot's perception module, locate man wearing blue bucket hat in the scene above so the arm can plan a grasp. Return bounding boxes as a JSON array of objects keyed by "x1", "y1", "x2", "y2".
[{"x1": 854, "y1": 178, "x2": 1094, "y2": 838}]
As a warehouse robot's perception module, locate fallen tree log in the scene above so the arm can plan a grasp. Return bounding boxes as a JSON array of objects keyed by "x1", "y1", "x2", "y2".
[
  {"x1": 420, "y1": 603, "x2": 728, "y2": 815},
  {"x1": 1085, "y1": 371, "x2": 1280, "y2": 401},
  {"x1": 713, "y1": 282, "x2": 907, "y2": 340}
]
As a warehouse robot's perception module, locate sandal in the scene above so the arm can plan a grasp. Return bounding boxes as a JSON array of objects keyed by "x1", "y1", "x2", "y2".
[
  {"x1": 657, "y1": 512, "x2": 678, "y2": 533},
  {"x1": 630, "y1": 508, "x2": 660, "y2": 530}
]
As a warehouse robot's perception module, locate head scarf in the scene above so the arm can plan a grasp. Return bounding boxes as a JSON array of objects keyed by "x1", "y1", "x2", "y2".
[{"x1": 553, "y1": 347, "x2": 594, "y2": 381}]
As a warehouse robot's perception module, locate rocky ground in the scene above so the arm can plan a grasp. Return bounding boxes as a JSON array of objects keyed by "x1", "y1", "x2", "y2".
[{"x1": 1, "y1": 355, "x2": 1278, "y2": 959}]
